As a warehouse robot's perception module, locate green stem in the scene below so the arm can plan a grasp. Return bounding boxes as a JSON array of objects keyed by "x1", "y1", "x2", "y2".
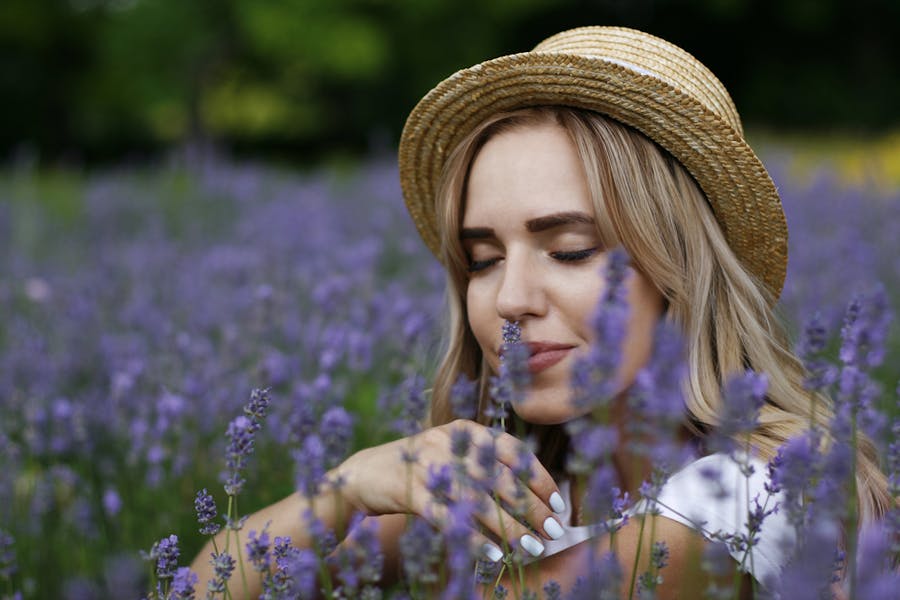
[
  {"x1": 627, "y1": 511, "x2": 649, "y2": 599},
  {"x1": 231, "y1": 496, "x2": 249, "y2": 600},
  {"x1": 308, "y1": 496, "x2": 334, "y2": 598}
]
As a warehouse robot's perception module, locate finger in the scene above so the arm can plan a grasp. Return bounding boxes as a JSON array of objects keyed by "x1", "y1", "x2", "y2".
[
  {"x1": 472, "y1": 427, "x2": 566, "y2": 517},
  {"x1": 488, "y1": 463, "x2": 566, "y2": 543},
  {"x1": 409, "y1": 495, "x2": 506, "y2": 564},
  {"x1": 469, "y1": 491, "x2": 550, "y2": 558}
]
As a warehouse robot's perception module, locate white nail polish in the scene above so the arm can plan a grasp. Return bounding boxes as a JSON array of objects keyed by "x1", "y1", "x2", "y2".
[
  {"x1": 520, "y1": 534, "x2": 545, "y2": 557},
  {"x1": 543, "y1": 516, "x2": 565, "y2": 540},
  {"x1": 481, "y1": 542, "x2": 503, "y2": 563},
  {"x1": 549, "y1": 491, "x2": 566, "y2": 513}
]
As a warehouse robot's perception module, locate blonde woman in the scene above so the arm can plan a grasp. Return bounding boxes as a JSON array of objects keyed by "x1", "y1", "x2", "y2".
[{"x1": 191, "y1": 26, "x2": 890, "y2": 598}]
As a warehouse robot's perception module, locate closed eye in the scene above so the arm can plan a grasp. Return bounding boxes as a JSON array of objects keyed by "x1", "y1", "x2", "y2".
[
  {"x1": 467, "y1": 257, "x2": 500, "y2": 273},
  {"x1": 551, "y1": 248, "x2": 598, "y2": 262}
]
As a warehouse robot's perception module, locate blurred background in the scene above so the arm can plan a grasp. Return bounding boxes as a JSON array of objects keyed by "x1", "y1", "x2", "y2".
[{"x1": 2, "y1": 0, "x2": 900, "y2": 169}]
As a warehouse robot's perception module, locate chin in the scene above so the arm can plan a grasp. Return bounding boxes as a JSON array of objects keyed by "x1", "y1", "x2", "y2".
[{"x1": 511, "y1": 392, "x2": 586, "y2": 425}]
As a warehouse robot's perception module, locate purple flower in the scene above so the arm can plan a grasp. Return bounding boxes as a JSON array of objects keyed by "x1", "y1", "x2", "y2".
[
  {"x1": 294, "y1": 434, "x2": 325, "y2": 498},
  {"x1": 169, "y1": 567, "x2": 198, "y2": 600},
  {"x1": 839, "y1": 285, "x2": 891, "y2": 370},
  {"x1": 153, "y1": 534, "x2": 180, "y2": 580},
  {"x1": 246, "y1": 527, "x2": 271, "y2": 573},
  {"x1": 320, "y1": 406, "x2": 354, "y2": 469},
  {"x1": 566, "y1": 419, "x2": 618, "y2": 475},
  {"x1": 193, "y1": 488, "x2": 221, "y2": 536},
  {"x1": 426, "y1": 463, "x2": 454, "y2": 505},
  {"x1": 393, "y1": 373, "x2": 428, "y2": 436},
  {"x1": 768, "y1": 432, "x2": 819, "y2": 528},
  {"x1": 569, "y1": 247, "x2": 630, "y2": 412},
  {"x1": 542, "y1": 580, "x2": 561, "y2": 600},
  {"x1": 102, "y1": 487, "x2": 122, "y2": 518},
  {"x1": 567, "y1": 551, "x2": 622, "y2": 600},
  {"x1": 399, "y1": 517, "x2": 442, "y2": 586},
  {"x1": 206, "y1": 551, "x2": 235, "y2": 595},
  {"x1": 0, "y1": 529, "x2": 17, "y2": 578},
  {"x1": 501, "y1": 319, "x2": 522, "y2": 345},
  {"x1": 855, "y1": 525, "x2": 900, "y2": 599},
  {"x1": 775, "y1": 520, "x2": 842, "y2": 600},
  {"x1": 243, "y1": 387, "x2": 271, "y2": 428},
  {"x1": 284, "y1": 548, "x2": 319, "y2": 600},
  {"x1": 709, "y1": 370, "x2": 768, "y2": 459},
  {"x1": 450, "y1": 375, "x2": 478, "y2": 420},
  {"x1": 627, "y1": 321, "x2": 689, "y2": 478},
  {"x1": 450, "y1": 424, "x2": 472, "y2": 460},
  {"x1": 223, "y1": 415, "x2": 255, "y2": 496},
  {"x1": 796, "y1": 312, "x2": 838, "y2": 392}
]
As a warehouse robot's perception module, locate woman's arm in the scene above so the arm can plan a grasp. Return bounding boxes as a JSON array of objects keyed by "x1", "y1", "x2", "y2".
[
  {"x1": 484, "y1": 514, "x2": 753, "y2": 600},
  {"x1": 189, "y1": 469, "x2": 359, "y2": 598},
  {"x1": 190, "y1": 419, "x2": 565, "y2": 598}
]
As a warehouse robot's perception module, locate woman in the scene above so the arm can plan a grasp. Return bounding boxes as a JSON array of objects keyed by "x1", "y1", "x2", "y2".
[{"x1": 190, "y1": 26, "x2": 890, "y2": 598}]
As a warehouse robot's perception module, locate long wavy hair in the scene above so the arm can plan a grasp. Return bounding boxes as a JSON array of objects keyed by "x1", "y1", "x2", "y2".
[{"x1": 426, "y1": 105, "x2": 890, "y2": 522}]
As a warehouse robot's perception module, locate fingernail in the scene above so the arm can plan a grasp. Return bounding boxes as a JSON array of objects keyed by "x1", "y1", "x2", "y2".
[
  {"x1": 549, "y1": 491, "x2": 566, "y2": 513},
  {"x1": 481, "y1": 542, "x2": 503, "y2": 563},
  {"x1": 519, "y1": 534, "x2": 545, "y2": 557},
  {"x1": 543, "y1": 516, "x2": 565, "y2": 540}
]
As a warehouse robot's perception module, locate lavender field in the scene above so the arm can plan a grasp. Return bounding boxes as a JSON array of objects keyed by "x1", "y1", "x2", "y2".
[{"x1": 1, "y1": 149, "x2": 899, "y2": 598}]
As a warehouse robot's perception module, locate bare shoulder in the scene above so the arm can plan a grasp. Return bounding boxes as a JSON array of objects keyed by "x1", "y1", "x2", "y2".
[{"x1": 497, "y1": 514, "x2": 752, "y2": 599}]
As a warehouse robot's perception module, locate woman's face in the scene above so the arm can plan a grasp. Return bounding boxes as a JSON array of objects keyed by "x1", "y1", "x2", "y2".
[{"x1": 462, "y1": 121, "x2": 665, "y2": 424}]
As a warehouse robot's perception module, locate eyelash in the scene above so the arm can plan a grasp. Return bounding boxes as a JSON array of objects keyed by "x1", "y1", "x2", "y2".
[{"x1": 466, "y1": 247, "x2": 599, "y2": 273}]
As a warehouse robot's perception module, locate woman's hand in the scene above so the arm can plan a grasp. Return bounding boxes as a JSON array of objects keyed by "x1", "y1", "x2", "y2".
[{"x1": 332, "y1": 419, "x2": 567, "y2": 561}]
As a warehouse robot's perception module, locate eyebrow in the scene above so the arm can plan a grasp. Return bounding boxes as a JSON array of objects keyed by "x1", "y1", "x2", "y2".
[
  {"x1": 459, "y1": 211, "x2": 595, "y2": 240},
  {"x1": 525, "y1": 211, "x2": 595, "y2": 233}
]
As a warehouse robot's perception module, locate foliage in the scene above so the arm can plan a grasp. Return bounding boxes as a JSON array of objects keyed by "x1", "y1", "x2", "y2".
[{"x1": 3, "y1": 0, "x2": 900, "y2": 163}]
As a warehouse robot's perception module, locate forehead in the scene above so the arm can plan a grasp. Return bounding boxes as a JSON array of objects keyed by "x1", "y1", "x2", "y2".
[{"x1": 462, "y1": 122, "x2": 592, "y2": 225}]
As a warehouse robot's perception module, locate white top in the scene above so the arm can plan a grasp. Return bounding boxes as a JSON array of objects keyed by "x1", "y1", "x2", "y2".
[{"x1": 535, "y1": 453, "x2": 795, "y2": 589}]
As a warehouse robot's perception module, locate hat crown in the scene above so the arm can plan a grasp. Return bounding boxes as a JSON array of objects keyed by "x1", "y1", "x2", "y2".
[{"x1": 533, "y1": 26, "x2": 743, "y2": 135}]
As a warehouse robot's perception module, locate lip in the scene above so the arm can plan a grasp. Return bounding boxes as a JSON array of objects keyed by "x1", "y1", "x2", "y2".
[{"x1": 500, "y1": 341, "x2": 576, "y2": 375}]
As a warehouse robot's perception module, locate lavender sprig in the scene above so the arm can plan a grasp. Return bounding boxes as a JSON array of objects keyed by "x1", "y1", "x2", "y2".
[{"x1": 194, "y1": 489, "x2": 221, "y2": 536}]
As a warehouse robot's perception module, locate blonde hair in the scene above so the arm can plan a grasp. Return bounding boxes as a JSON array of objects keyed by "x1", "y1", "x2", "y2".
[{"x1": 428, "y1": 106, "x2": 890, "y2": 522}]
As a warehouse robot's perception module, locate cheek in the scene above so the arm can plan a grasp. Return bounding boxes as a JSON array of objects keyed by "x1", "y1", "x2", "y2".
[{"x1": 466, "y1": 283, "x2": 493, "y2": 354}]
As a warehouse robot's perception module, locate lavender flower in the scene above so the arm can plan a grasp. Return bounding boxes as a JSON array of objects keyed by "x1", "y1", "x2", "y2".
[
  {"x1": 194, "y1": 488, "x2": 221, "y2": 536},
  {"x1": 393, "y1": 373, "x2": 428, "y2": 436},
  {"x1": 501, "y1": 319, "x2": 522, "y2": 346},
  {"x1": 320, "y1": 406, "x2": 354, "y2": 469},
  {"x1": 450, "y1": 425, "x2": 472, "y2": 460},
  {"x1": 709, "y1": 370, "x2": 768, "y2": 461},
  {"x1": 426, "y1": 463, "x2": 454, "y2": 505},
  {"x1": 569, "y1": 247, "x2": 630, "y2": 412},
  {"x1": 0, "y1": 529, "x2": 17, "y2": 578},
  {"x1": 283, "y1": 549, "x2": 319, "y2": 600},
  {"x1": 855, "y1": 525, "x2": 900, "y2": 599},
  {"x1": 567, "y1": 551, "x2": 622, "y2": 600},
  {"x1": 294, "y1": 434, "x2": 326, "y2": 498},
  {"x1": 637, "y1": 540, "x2": 670, "y2": 596},
  {"x1": 246, "y1": 527, "x2": 272, "y2": 573},
  {"x1": 206, "y1": 551, "x2": 236, "y2": 595},
  {"x1": 839, "y1": 285, "x2": 891, "y2": 370},
  {"x1": 796, "y1": 312, "x2": 838, "y2": 392},
  {"x1": 153, "y1": 534, "x2": 180, "y2": 580},
  {"x1": 542, "y1": 580, "x2": 561, "y2": 600},
  {"x1": 399, "y1": 517, "x2": 442, "y2": 586},
  {"x1": 441, "y1": 499, "x2": 478, "y2": 600},
  {"x1": 450, "y1": 375, "x2": 478, "y2": 420},
  {"x1": 223, "y1": 415, "x2": 256, "y2": 496},
  {"x1": 169, "y1": 567, "x2": 198, "y2": 600}
]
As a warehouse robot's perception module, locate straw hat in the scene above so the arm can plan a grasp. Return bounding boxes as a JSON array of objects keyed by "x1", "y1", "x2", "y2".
[{"x1": 398, "y1": 26, "x2": 788, "y2": 299}]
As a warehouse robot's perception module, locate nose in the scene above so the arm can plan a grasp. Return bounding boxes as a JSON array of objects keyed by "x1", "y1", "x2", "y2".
[{"x1": 495, "y1": 251, "x2": 548, "y2": 321}]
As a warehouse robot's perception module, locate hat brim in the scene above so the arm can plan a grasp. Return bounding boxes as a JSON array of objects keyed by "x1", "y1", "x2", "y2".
[{"x1": 399, "y1": 51, "x2": 787, "y2": 299}]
